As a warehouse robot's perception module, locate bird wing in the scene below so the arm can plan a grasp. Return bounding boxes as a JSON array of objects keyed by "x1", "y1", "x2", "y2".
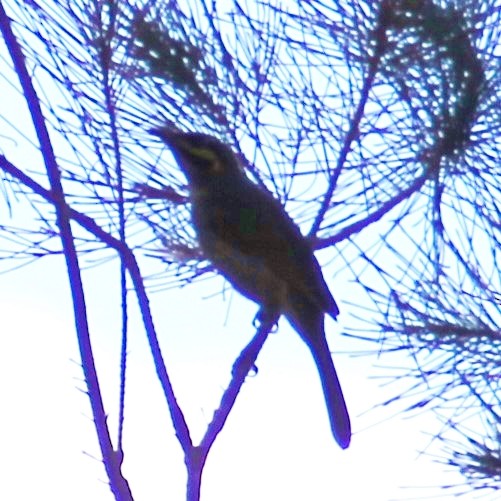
[{"x1": 194, "y1": 178, "x2": 339, "y2": 318}]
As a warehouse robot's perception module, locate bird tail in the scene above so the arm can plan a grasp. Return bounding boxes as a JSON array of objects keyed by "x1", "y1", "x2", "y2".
[
  {"x1": 309, "y1": 334, "x2": 351, "y2": 449},
  {"x1": 287, "y1": 305, "x2": 351, "y2": 448}
]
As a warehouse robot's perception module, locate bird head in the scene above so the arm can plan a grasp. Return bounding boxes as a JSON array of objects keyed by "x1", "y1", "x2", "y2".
[{"x1": 150, "y1": 128, "x2": 241, "y2": 185}]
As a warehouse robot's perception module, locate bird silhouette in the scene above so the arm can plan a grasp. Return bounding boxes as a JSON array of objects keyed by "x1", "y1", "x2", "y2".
[{"x1": 151, "y1": 128, "x2": 351, "y2": 448}]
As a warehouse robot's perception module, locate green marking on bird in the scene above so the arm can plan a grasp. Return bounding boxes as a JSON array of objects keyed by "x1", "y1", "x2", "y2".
[{"x1": 239, "y1": 208, "x2": 257, "y2": 235}]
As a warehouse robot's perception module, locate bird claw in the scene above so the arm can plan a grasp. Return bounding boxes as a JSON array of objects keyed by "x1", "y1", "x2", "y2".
[{"x1": 253, "y1": 307, "x2": 279, "y2": 332}]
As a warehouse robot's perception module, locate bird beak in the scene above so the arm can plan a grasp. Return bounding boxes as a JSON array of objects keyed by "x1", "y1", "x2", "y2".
[
  {"x1": 150, "y1": 127, "x2": 203, "y2": 182},
  {"x1": 150, "y1": 126, "x2": 189, "y2": 153}
]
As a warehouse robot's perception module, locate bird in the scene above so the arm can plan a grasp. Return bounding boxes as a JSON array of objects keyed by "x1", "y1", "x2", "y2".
[{"x1": 150, "y1": 127, "x2": 351, "y2": 449}]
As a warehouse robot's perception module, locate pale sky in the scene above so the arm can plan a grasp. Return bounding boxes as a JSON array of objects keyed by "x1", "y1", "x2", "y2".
[
  {"x1": 0, "y1": 2, "x2": 482, "y2": 498},
  {"x1": 0, "y1": 254, "x2": 465, "y2": 500}
]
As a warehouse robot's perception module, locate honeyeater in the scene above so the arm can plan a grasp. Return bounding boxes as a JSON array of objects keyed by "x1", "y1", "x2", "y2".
[{"x1": 151, "y1": 127, "x2": 351, "y2": 449}]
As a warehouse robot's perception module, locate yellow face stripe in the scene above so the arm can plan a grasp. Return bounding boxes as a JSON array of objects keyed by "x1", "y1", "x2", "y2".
[
  {"x1": 188, "y1": 146, "x2": 218, "y2": 162},
  {"x1": 181, "y1": 144, "x2": 224, "y2": 173}
]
